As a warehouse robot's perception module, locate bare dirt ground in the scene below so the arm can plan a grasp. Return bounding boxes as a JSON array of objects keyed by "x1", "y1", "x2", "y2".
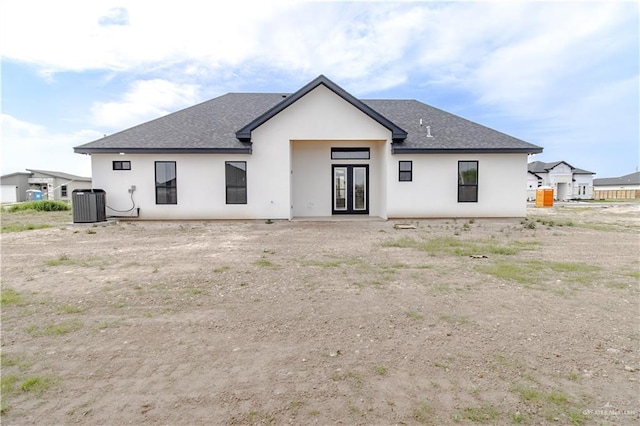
[{"x1": 1, "y1": 204, "x2": 639, "y2": 425}]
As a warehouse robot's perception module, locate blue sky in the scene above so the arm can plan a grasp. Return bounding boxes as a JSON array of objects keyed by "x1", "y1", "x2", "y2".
[{"x1": 1, "y1": 0, "x2": 638, "y2": 178}]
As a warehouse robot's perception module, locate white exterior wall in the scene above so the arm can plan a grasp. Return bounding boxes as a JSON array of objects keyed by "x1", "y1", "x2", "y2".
[
  {"x1": 92, "y1": 153, "x2": 255, "y2": 219},
  {"x1": 88, "y1": 84, "x2": 531, "y2": 220},
  {"x1": 1, "y1": 185, "x2": 18, "y2": 203},
  {"x1": 386, "y1": 153, "x2": 529, "y2": 218},
  {"x1": 543, "y1": 163, "x2": 572, "y2": 200},
  {"x1": 572, "y1": 174, "x2": 594, "y2": 199},
  {"x1": 253, "y1": 85, "x2": 391, "y2": 219}
]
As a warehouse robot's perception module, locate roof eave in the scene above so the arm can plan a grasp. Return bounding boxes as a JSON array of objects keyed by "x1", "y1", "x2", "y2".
[
  {"x1": 73, "y1": 147, "x2": 253, "y2": 155},
  {"x1": 392, "y1": 147, "x2": 544, "y2": 155}
]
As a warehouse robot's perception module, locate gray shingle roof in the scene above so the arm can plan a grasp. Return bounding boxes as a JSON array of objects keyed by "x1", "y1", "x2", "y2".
[
  {"x1": 75, "y1": 76, "x2": 542, "y2": 155},
  {"x1": 75, "y1": 93, "x2": 286, "y2": 153},
  {"x1": 528, "y1": 161, "x2": 594, "y2": 174},
  {"x1": 28, "y1": 169, "x2": 90, "y2": 180},
  {"x1": 593, "y1": 171, "x2": 640, "y2": 186},
  {"x1": 365, "y1": 100, "x2": 540, "y2": 153}
]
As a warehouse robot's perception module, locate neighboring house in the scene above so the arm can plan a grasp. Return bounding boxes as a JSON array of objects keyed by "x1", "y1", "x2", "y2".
[
  {"x1": 0, "y1": 169, "x2": 91, "y2": 203},
  {"x1": 527, "y1": 161, "x2": 595, "y2": 201},
  {"x1": 74, "y1": 75, "x2": 543, "y2": 220},
  {"x1": 593, "y1": 171, "x2": 640, "y2": 199}
]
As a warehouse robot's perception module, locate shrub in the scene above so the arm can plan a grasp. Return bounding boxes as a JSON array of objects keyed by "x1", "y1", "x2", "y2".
[{"x1": 8, "y1": 201, "x2": 70, "y2": 212}]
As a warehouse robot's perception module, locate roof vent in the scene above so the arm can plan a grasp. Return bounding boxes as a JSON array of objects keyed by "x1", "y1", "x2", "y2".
[{"x1": 426, "y1": 125, "x2": 433, "y2": 138}]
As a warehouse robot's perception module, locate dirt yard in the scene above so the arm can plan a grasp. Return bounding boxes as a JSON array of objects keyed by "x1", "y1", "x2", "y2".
[{"x1": 1, "y1": 204, "x2": 639, "y2": 425}]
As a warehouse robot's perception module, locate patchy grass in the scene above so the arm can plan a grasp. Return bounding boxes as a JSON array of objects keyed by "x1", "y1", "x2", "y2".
[
  {"x1": 458, "y1": 405, "x2": 500, "y2": 423},
  {"x1": 58, "y1": 304, "x2": 85, "y2": 314},
  {"x1": 301, "y1": 256, "x2": 363, "y2": 268},
  {"x1": 20, "y1": 376, "x2": 59, "y2": 395},
  {"x1": 476, "y1": 260, "x2": 602, "y2": 289},
  {"x1": 1, "y1": 223, "x2": 53, "y2": 233},
  {"x1": 331, "y1": 371, "x2": 364, "y2": 388},
  {"x1": 44, "y1": 254, "x2": 109, "y2": 269},
  {"x1": 412, "y1": 402, "x2": 434, "y2": 423},
  {"x1": 1, "y1": 354, "x2": 30, "y2": 370},
  {"x1": 26, "y1": 319, "x2": 83, "y2": 337},
  {"x1": 7, "y1": 201, "x2": 70, "y2": 212},
  {"x1": 44, "y1": 254, "x2": 74, "y2": 266},
  {"x1": 1, "y1": 289, "x2": 25, "y2": 306},
  {"x1": 1, "y1": 374, "x2": 19, "y2": 396},
  {"x1": 381, "y1": 236, "x2": 540, "y2": 257},
  {"x1": 405, "y1": 310, "x2": 424, "y2": 320},
  {"x1": 254, "y1": 258, "x2": 275, "y2": 267},
  {"x1": 373, "y1": 365, "x2": 387, "y2": 375},
  {"x1": 439, "y1": 314, "x2": 468, "y2": 324},
  {"x1": 511, "y1": 385, "x2": 583, "y2": 423}
]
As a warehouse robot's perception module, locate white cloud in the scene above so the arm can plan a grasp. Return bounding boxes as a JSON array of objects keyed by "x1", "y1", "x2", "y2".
[
  {"x1": 90, "y1": 79, "x2": 200, "y2": 129},
  {"x1": 465, "y1": 2, "x2": 633, "y2": 117},
  {"x1": 0, "y1": 0, "x2": 294, "y2": 74},
  {"x1": 1, "y1": 114, "x2": 99, "y2": 177}
]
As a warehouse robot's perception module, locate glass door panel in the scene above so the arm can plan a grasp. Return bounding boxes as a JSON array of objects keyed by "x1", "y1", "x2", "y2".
[
  {"x1": 334, "y1": 167, "x2": 347, "y2": 211},
  {"x1": 353, "y1": 167, "x2": 366, "y2": 211}
]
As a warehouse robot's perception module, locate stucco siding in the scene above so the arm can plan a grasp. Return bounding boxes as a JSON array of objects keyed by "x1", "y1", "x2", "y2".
[
  {"x1": 92, "y1": 154, "x2": 265, "y2": 220},
  {"x1": 291, "y1": 140, "x2": 387, "y2": 218},
  {"x1": 386, "y1": 154, "x2": 528, "y2": 218},
  {"x1": 254, "y1": 84, "x2": 392, "y2": 219}
]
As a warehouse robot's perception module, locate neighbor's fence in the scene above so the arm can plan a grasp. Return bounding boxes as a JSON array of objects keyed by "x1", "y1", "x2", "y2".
[{"x1": 593, "y1": 189, "x2": 640, "y2": 200}]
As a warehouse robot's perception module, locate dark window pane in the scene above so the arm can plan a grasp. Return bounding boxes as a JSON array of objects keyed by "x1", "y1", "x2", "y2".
[
  {"x1": 458, "y1": 186, "x2": 477, "y2": 202},
  {"x1": 458, "y1": 162, "x2": 478, "y2": 185},
  {"x1": 155, "y1": 162, "x2": 177, "y2": 204},
  {"x1": 226, "y1": 161, "x2": 247, "y2": 204},
  {"x1": 331, "y1": 148, "x2": 370, "y2": 159},
  {"x1": 399, "y1": 161, "x2": 412, "y2": 181},
  {"x1": 399, "y1": 171, "x2": 412, "y2": 181},
  {"x1": 458, "y1": 161, "x2": 478, "y2": 202}
]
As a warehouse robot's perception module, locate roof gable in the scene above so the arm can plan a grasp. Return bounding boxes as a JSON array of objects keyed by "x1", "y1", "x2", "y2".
[
  {"x1": 528, "y1": 161, "x2": 594, "y2": 175},
  {"x1": 235, "y1": 75, "x2": 408, "y2": 142},
  {"x1": 27, "y1": 169, "x2": 90, "y2": 180}
]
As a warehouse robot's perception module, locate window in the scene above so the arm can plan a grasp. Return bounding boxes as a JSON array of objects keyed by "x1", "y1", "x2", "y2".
[
  {"x1": 331, "y1": 148, "x2": 370, "y2": 160},
  {"x1": 61, "y1": 185, "x2": 68, "y2": 197},
  {"x1": 226, "y1": 161, "x2": 247, "y2": 204},
  {"x1": 399, "y1": 161, "x2": 412, "y2": 181},
  {"x1": 113, "y1": 161, "x2": 131, "y2": 170},
  {"x1": 155, "y1": 161, "x2": 177, "y2": 204},
  {"x1": 458, "y1": 161, "x2": 478, "y2": 202}
]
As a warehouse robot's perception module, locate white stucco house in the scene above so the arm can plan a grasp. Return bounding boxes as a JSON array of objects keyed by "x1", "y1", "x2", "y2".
[
  {"x1": 0, "y1": 169, "x2": 91, "y2": 203},
  {"x1": 74, "y1": 75, "x2": 543, "y2": 220},
  {"x1": 527, "y1": 161, "x2": 595, "y2": 201}
]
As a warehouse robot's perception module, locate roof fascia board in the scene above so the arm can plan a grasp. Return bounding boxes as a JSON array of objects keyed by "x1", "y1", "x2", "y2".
[
  {"x1": 392, "y1": 147, "x2": 544, "y2": 154},
  {"x1": 73, "y1": 147, "x2": 252, "y2": 155},
  {"x1": 236, "y1": 75, "x2": 407, "y2": 141},
  {"x1": 547, "y1": 161, "x2": 574, "y2": 170}
]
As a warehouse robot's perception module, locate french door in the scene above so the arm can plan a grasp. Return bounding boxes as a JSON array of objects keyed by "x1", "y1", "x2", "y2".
[{"x1": 332, "y1": 165, "x2": 369, "y2": 214}]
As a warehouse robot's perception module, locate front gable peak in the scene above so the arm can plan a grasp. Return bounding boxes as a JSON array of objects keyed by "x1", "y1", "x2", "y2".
[{"x1": 235, "y1": 75, "x2": 407, "y2": 142}]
